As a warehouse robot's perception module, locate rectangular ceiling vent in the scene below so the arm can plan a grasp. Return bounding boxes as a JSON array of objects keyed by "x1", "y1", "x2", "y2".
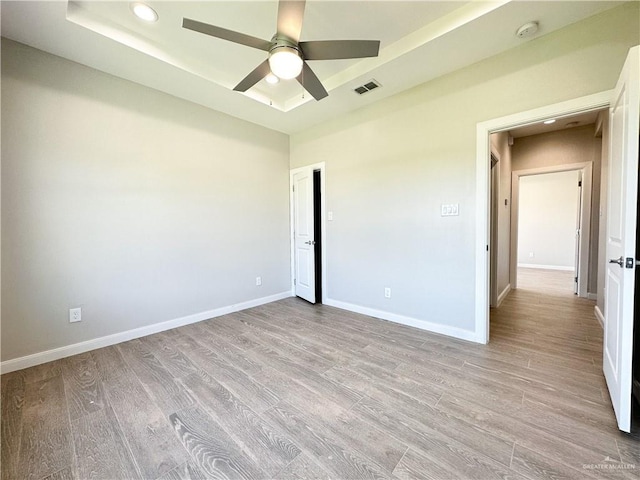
[{"x1": 354, "y1": 79, "x2": 381, "y2": 95}]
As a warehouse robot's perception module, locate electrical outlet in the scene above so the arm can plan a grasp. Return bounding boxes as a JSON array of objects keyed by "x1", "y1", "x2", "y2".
[
  {"x1": 328, "y1": 211, "x2": 334, "y2": 221},
  {"x1": 529, "y1": 252, "x2": 534, "y2": 258},
  {"x1": 256, "y1": 276, "x2": 262, "y2": 286},
  {"x1": 69, "y1": 307, "x2": 82, "y2": 323},
  {"x1": 384, "y1": 287, "x2": 391, "y2": 299}
]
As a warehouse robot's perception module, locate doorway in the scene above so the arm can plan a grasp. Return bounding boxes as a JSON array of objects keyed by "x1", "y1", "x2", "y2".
[
  {"x1": 475, "y1": 91, "x2": 611, "y2": 343},
  {"x1": 516, "y1": 170, "x2": 583, "y2": 293},
  {"x1": 511, "y1": 164, "x2": 593, "y2": 297},
  {"x1": 290, "y1": 162, "x2": 326, "y2": 304},
  {"x1": 313, "y1": 170, "x2": 322, "y2": 302}
]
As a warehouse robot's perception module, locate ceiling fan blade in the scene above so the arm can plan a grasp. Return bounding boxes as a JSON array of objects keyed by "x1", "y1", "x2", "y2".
[
  {"x1": 233, "y1": 59, "x2": 272, "y2": 92},
  {"x1": 277, "y1": 0, "x2": 306, "y2": 43},
  {"x1": 299, "y1": 40, "x2": 380, "y2": 60},
  {"x1": 297, "y1": 62, "x2": 328, "y2": 101},
  {"x1": 183, "y1": 18, "x2": 271, "y2": 52}
]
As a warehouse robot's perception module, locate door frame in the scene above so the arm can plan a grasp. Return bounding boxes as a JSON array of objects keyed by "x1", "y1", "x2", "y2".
[
  {"x1": 290, "y1": 162, "x2": 327, "y2": 303},
  {"x1": 489, "y1": 151, "x2": 500, "y2": 307},
  {"x1": 475, "y1": 90, "x2": 612, "y2": 343},
  {"x1": 510, "y1": 163, "x2": 593, "y2": 297}
]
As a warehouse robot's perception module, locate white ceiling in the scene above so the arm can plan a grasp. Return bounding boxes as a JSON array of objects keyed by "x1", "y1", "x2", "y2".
[{"x1": 1, "y1": 1, "x2": 626, "y2": 134}]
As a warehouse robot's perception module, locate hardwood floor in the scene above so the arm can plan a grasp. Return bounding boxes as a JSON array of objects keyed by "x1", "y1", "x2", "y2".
[{"x1": 2, "y1": 269, "x2": 638, "y2": 479}]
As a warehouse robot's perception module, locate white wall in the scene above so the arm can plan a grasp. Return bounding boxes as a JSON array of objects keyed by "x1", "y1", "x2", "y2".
[
  {"x1": 1, "y1": 39, "x2": 291, "y2": 362},
  {"x1": 290, "y1": 3, "x2": 639, "y2": 338},
  {"x1": 517, "y1": 171, "x2": 579, "y2": 270}
]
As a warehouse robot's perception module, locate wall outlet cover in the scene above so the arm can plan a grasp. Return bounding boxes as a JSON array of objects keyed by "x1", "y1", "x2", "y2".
[{"x1": 69, "y1": 307, "x2": 82, "y2": 323}]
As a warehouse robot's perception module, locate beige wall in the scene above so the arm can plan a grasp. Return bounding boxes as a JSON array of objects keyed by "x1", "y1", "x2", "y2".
[
  {"x1": 517, "y1": 171, "x2": 580, "y2": 269},
  {"x1": 290, "y1": 3, "x2": 638, "y2": 334},
  {"x1": 511, "y1": 125, "x2": 603, "y2": 294},
  {"x1": 1, "y1": 40, "x2": 291, "y2": 362}
]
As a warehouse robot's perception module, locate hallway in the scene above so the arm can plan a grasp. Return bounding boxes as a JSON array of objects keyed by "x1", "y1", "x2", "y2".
[{"x1": 489, "y1": 267, "x2": 639, "y2": 475}]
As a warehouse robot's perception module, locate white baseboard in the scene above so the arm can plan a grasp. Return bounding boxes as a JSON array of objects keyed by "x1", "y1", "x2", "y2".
[
  {"x1": 587, "y1": 293, "x2": 597, "y2": 301},
  {"x1": 0, "y1": 291, "x2": 292, "y2": 374},
  {"x1": 517, "y1": 263, "x2": 574, "y2": 271},
  {"x1": 594, "y1": 305, "x2": 605, "y2": 329},
  {"x1": 497, "y1": 284, "x2": 511, "y2": 307},
  {"x1": 324, "y1": 298, "x2": 480, "y2": 343}
]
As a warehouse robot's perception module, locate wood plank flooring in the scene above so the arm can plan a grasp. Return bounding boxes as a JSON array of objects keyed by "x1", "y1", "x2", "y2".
[{"x1": 2, "y1": 268, "x2": 638, "y2": 479}]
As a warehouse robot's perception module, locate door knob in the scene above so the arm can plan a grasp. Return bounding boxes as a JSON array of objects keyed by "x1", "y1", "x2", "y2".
[
  {"x1": 305, "y1": 240, "x2": 316, "y2": 245},
  {"x1": 609, "y1": 256, "x2": 624, "y2": 267}
]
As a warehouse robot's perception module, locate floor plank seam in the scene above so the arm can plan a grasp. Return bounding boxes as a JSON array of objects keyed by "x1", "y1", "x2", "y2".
[
  {"x1": 271, "y1": 450, "x2": 303, "y2": 479},
  {"x1": 508, "y1": 441, "x2": 516, "y2": 469},
  {"x1": 345, "y1": 395, "x2": 364, "y2": 413},
  {"x1": 391, "y1": 445, "x2": 410, "y2": 476},
  {"x1": 614, "y1": 438, "x2": 624, "y2": 465}
]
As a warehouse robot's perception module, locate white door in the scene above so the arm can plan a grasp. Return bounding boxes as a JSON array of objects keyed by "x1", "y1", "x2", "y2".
[
  {"x1": 603, "y1": 46, "x2": 639, "y2": 433},
  {"x1": 293, "y1": 169, "x2": 316, "y2": 303}
]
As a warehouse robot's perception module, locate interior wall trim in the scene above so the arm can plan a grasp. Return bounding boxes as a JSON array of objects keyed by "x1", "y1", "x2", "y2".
[
  {"x1": 324, "y1": 298, "x2": 480, "y2": 343},
  {"x1": 497, "y1": 284, "x2": 511, "y2": 308},
  {"x1": 517, "y1": 264, "x2": 574, "y2": 271},
  {"x1": 594, "y1": 305, "x2": 605, "y2": 328},
  {"x1": 0, "y1": 291, "x2": 293, "y2": 374}
]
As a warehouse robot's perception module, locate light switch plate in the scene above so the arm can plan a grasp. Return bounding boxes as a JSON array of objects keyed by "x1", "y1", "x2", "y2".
[{"x1": 441, "y1": 204, "x2": 459, "y2": 216}]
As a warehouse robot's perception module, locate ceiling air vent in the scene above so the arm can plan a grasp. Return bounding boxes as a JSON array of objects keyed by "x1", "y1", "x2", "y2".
[{"x1": 354, "y1": 79, "x2": 381, "y2": 95}]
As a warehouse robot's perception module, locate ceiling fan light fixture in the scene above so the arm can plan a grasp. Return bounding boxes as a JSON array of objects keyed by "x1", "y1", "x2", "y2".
[
  {"x1": 268, "y1": 46, "x2": 303, "y2": 80},
  {"x1": 265, "y1": 73, "x2": 280, "y2": 84},
  {"x1": 131, "y1": 3, "x2": 158, "y2": 22}
]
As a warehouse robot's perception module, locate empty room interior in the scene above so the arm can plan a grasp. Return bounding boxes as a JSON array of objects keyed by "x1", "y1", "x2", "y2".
[{"x1": 1, "y1": 1, "x2": 640, "y2": 479}]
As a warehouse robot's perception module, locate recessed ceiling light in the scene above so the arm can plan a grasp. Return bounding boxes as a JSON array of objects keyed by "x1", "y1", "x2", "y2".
[
  {"x1": 265, "y1": 73, "x2": 280, "y2": 85},
  {"x1": 543, "y1": 119, "x2": 556, "y2": 125},
  {"x1": 131, "y1": 3, "x2": 158, "y2": 22}
]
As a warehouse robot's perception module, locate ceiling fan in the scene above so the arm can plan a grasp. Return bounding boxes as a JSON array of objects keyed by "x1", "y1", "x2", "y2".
[{"x1": 182, "y1": 0, "x2": 380, "y2": 101}]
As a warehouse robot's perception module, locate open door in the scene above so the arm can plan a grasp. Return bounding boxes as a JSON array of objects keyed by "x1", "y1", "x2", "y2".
[
  {"x1": 293, "y1": 169, "x2": 316, "y2": 303},
  {"x1": 603, "y1": 46, "x2": 639, "y2": 433}
]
